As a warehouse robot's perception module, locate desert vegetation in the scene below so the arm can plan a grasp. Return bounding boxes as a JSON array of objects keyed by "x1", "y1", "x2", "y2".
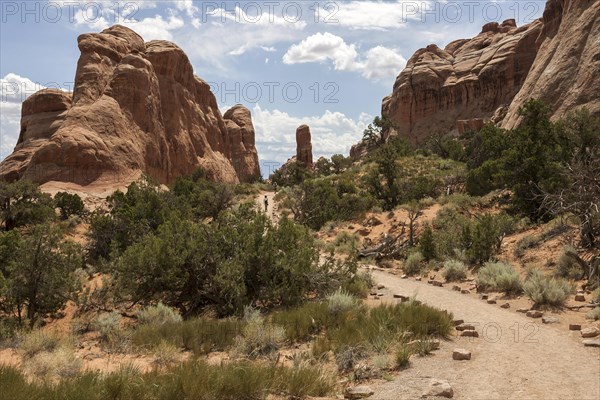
[{"x1": 1, "y1": 100, "x2": 598, "y2": 399}]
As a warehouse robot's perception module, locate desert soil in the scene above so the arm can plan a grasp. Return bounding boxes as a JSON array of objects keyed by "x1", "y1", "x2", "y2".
[{"x1": 369, "y1": 269, "x2": 600, "y2": 400}]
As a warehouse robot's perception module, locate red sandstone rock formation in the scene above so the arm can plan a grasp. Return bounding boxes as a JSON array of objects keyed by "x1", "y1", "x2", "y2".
[
  {"x1": 0, "y1": 25, "x2": 260, "y2": 185},
  {"x1": 223, "y1": 105, "x2": 261, "y2": 182},
  {"x1": 296, "y1": 125, "x2": 313, "y2": 168},
  {"x1": 502, "y1": 0, "x2": 600, "y2": 128},
  {"x1": 382, "y1": 18, "x2": 542, "y2": 144},
  {"x1": 380, "y1": 0, "x2": 599, "y2": 146}
]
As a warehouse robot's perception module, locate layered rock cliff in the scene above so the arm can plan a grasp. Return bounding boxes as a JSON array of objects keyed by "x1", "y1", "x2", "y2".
[
  {"x1": 502, "y1": 0, "x2": 600, "y2": 128},
  {"x1": 382, "y1": 18, "x2": 542, "y2": 143},
  {"x1": 381, "y1": 0, "x2": 599, "y2": 144},
  {"x1": 0, "y1": 25, "x2": 261, "y2": 185}
]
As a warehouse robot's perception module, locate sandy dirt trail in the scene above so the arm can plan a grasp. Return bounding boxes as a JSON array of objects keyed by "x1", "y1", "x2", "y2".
[
  {"x1": 370, "y1": 269, "x2": 600, "y2": 400},
  {"x1": 256, "y1": 191, "x2": 279, "y2": 222}
]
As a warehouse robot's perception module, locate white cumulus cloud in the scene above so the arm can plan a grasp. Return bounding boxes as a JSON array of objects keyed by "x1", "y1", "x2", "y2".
[
  {"x1": 0, "y1": 73, "x2": 53, "y2": 160},
  {"x1": 123, "y1": 14, "x2": 185, "y2": 41},
  {"x1": 329, "y1": 0, "x2": 431, "y2": 30},
  {"x1": 283, "y1": 33, "x2": 405, "y2": 80}
]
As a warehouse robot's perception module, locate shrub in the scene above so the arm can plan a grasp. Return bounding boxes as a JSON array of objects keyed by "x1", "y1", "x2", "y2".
[
  {"x1": 271, "y1": 302, "x2": 329, "y2": 343},
  {"x1": 415, "y1": 339, "x2": 435, "y2": 357},
  {"x1": 442, "y1": 260, "x2": 468, "y2": 282},
  {"x1": 0, "y1": 180, "x2": 55, "y2": 231},
  {"x1": 586, "y1": 307, "x2": 600, "y2": 321},
  {"x1": 0, "y1": 317, "x2": 21, "y2": 345},
  {"x1": 87, "y1": 177, "x2": 169, "y2": 260},
  {"x1": 152, "y1": 340, "x2": 180, "y2": 368},
  {"x1": 54, "y1": 192, "x2": 85, "y2": 220},
  {"x1": 333, "y1": 231, "x2": 360, "y2": 254},
  {"x1": 281, "y1": 178, "x2": 373, "y2": 230},
  {"x1": 133, "y1": 317, "x2": 243, "y2": 356},
  {"x1": 23, "y1": 346, "x2": 82, "y2": 381},
  {"x1": 0, "y1": 360, "x2": 335, "y2": 399},
  {"x1": 112, "y1": 208, "x2": 354, "y2": 317},
  {"x1": 342, "y1": 271, "x2": 373, "y2": 299},
  {"x1": 419, "y1": 224, "x2": 436, "y2": 261},
  {"x1": 270, "y1": 161, "x2": 311, "y2": 187},
  {"x1": 556, "y1": 246, "x2": 581, "y2": 279},
  {"x1": 395, "y1": 344, "x2": 412, "y2": 369},
  {"x1": 91, "y1": 311, "x2": 121, "y2": 341},
  {"x1": 592, "y1": 287, "x2": 600, "y2": 303},
  {"x1": 232, "y1": 307, "x2": 285, "y2": 359},
  {"x1": 4, "y1": 224, "x2": 82, "y2": 327},
  {"x1": 467, "y1": 214, "x2": 506, "y2": 265},
  {"x1": 327, "y1": 289, "x2": 358, "y2": 317},
  {"x1": 102, "y1": 328, "x2": 132, "y2": 354},
  {"x1": 476, "y1": 262, "x2": 523, "y2": 295},
  {"x1": 514, "y1": 235, "x2": 540, "y2": 258},
  {"x1": 19, "y1": 330, "x2": 64, "y2": 359},
  {"x1": 137, "y1": 303, "x2": 182, "y2": 326},
  {"x1": 523, "y1": 270, "x2": 574, "y2": 307},
  {"x1": 335, "y1": 345, "x2": 369, "y2": 372},
  {"x1": 403, "y1": 252, "x2": 424, "y2": 276},
  {"x1": 325, "y1": 302, "x2": 452, "y2": 357}
]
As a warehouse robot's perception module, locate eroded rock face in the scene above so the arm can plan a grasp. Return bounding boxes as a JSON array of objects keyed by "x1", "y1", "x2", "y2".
[
  {"x1": 296, "y1": 124, "x2": 313, "y2": 168},
  {"x1": 0, "y1": 25, "x2": 260, "y2": 185},
  {"x1": 381, "y1": 0, "x2": 599, "y2": 145},
  {"x1": 502, "y1": 0, "x2": 600, "y2": 128},
  {"x1": 223, "y1": 105, "x2": 261, "y2": 182},
  {"x1": 382, "y1": 18, "x2": 541, "y2": 144}
]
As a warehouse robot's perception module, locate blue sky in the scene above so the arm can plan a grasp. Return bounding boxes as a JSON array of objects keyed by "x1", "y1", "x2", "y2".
[{"x1": 1, "y1": 1, "x2": 545, "y2": 173}]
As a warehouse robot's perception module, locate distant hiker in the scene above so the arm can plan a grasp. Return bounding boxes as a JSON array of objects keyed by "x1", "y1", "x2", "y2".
[{"x1": 264, "y1": 195, "x2": 269, "y2": 213}]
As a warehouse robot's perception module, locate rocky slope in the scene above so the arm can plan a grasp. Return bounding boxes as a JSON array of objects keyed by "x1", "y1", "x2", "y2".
[
  {"x1": 0, "y1": 25, "x2": 260, "y2": 185},
  {"x1": 381, "y1": 0, "x2": 599, "y2": 143}
]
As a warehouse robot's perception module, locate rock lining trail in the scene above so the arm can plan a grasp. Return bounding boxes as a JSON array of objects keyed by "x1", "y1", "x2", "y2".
[{"x1": 369, "y1": 269, "x2": 600, "y2": 400}]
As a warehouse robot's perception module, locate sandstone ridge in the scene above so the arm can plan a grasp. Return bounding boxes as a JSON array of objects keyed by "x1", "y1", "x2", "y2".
[{"x1": 0, "y1": 25, "x2": 261, "y2": 186}]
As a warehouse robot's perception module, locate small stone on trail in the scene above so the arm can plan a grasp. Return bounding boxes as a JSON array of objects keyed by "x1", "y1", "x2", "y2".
[
  {"x1": 480, "y1": 294, "x2": 489, "y2": 300},
  {"x1": 452, "y1": 348, "x2": 471, "y2": 360},
  {"x1": 456, "y1": 323, "x2": 475, "y2": 331},
  {"x1": 461, "y1": 289, "x2": 470, "y2": 294},
  {"x1": 452, "y1": 285, "x2": 461, "y2": 292},
  {"x1": 581, "y1": 327, "x2": 599, "y2": 338},
  {"x1": 517, "y1": 308, "x2": 530, "y2": 313},
  {"x1": 377, "y1": 284, "x2": 385, "y2": 290},
  {"x1": 345, "y1": 385, "x2": 374, "y2": 399},
  {"x1": 422, "y1": 379, "x2": 454, "y2": 398},
  {"x1": 453, "y1": 319, "x2": 464, "y2": 326},
  {"x1": 542, "y1": 316, "x2": 560, "y2": 324},
  {"x1": 461, "y1": 330, "x2": 479, "y2": 338},
  {"x1": 583, "y1": 339, "x2": 600, "y2": 347},
  {"x1": 526, "y1": 310, "x2": 543, "y2": 318},
  {"x1": 574, "y1": 294, "x2": 586, "y2": 302},
  {"x1": 487, "y1": 299, "x2": 497, "y2": 304},
  {"x1": 500, "y1": 303, "x2": 510, "y2": 309},
  {"x1": 569, "y1": 324, "x2": 582, "y2": 331}
]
